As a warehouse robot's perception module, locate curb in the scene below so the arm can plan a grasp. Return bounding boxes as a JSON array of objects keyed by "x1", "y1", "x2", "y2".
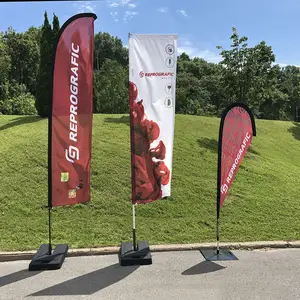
[{"x1": 0, "y1": 240, "x2": 299, "y2": 262}]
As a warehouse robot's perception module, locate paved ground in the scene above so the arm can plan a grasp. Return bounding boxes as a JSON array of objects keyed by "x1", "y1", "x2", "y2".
[{"x1": 0, "y1": 248, "x2": 300, "y2": 300}]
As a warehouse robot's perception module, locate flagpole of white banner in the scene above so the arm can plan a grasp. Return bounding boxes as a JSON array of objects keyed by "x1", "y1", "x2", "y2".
[{"x1": 129, "y1": 32, "x2": 137, "y2": 252}]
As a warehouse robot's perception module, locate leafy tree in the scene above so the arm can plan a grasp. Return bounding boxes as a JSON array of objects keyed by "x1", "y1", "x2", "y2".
[
  {"x1": 217, "y1": 27, "x2": 277, "y2": 112},
  {"x1": 52, "y1": 13, "x2": 60, "y2": 45},
  {"x1": 24, "y1": 26, "x2": 41, "y2": 45},
  {"x1": 93, "y1": 59, "x2": 128, "y2": 113},
  {"x1": 2, "y1": 27, "x2": 39, "y2": 96},
  {"x1": 0, "y1": 34, "x2": 11, "y2": 100},
  {"x1": 35, "y1": 12, "x2": 54, "y2": 117},
  {"x1": 2, "y1": 12, "x2": 300, "y2": 121},
  {"x1": 178, "y1": 52, "x2": 190, "y2": 62},
  {"x1": 23, "y1": 27, "x2": 41, "y2": 95},
  {"x1": 277, "y1": 65, "x2": 300, "y2": 121},
  {"x1": 176, "y1": 72, "x2": 212, "y2": 115},
  {"x1": 94, "y1": 32, "x2": 128, "y2": 70}
]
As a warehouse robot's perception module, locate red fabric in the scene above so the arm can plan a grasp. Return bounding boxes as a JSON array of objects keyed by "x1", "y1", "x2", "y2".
[
  {"x1": 51, "y1": 16, "x2": 95, "y2": 206},
  {"x1": 220, "y1": 106, "x2": 254, "y2": 207}
]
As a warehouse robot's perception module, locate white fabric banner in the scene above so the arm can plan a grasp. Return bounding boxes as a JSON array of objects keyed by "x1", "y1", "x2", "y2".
[{"x1": 129, "y1": 33, "x2": 178, "y2": 203}]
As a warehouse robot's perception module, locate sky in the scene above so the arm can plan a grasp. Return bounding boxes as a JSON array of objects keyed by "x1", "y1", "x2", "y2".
[{"x1": 0, "y1": 0, "x2": 300, "y2": 66}]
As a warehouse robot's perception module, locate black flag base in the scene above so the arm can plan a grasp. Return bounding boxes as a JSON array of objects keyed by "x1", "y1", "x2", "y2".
[
  {"x1": 29, "y1": 244, "x2": 68, "y2": 271},
  {"x1": 119, "y1": 240, "x2": 152, "y2": 266},
  {"x1": 200, "y1": 248, "x2": 238, "y2": 261}
]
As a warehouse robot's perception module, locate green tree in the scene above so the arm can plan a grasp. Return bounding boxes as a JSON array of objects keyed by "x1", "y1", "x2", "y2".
[
  {"x1": 2, "y1": 27, "x2": 39, "y2": 96},
  {"x1": 217, "y1": 27, "x2": 276, "y2": 112},
  {"x1": 176, "y1": 72, "x2": 212, "y2": 115},
  {"x1": 35, "y1": 12, "x2": 54, "y2": 117},
  {"x1": 23, "y1": 26, "x2": 41, "y2": 95},
  {"x1": 0, "y1": 34, "x2": 11, "y2": 100},
  {"x1": 277, "y1": 65, "x2": 300, "y2": 121},
  {"x1": 24, "y1": 26, "x2": 41, "y2": 45},
  {"x1": 52, "y1": 13, "x2": 60, "y2": 45},
  {"x1": 199, "y1": 70, "x2": 225, "y2": 115},
  {"x1": 94, "y1": 32, "x2": 128, "y2": 70},
  {"x1": 93, "y1": 59, "x2": 128, "y2": 113},
  {"x1": 176, "y1": 54, "x2": 223, "y2": 115},
  {"x1": 1, "y1": 14, "x2": 298, "y2": 120}
]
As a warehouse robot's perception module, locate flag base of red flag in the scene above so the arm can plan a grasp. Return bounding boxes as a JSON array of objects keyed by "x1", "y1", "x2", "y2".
[
  {"x1": 29, "y1": 244, "x2": 68, "y2": 271},
  {"x1": 119, "y1": 241, "x2": 152, "y2": 266},
  {"x1": 200, "y1": 248, "x2": 238, "y2": 261}
]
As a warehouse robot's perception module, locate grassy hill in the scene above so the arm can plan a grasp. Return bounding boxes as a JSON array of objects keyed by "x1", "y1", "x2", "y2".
[{"x1": 0, "y1": 114, "x2": 300, "y2": 251}]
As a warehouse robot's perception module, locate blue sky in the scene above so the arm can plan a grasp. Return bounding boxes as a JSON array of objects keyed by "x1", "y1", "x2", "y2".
[{"x1": 0, "y1": 0, "x2": 299, "y2": 66}]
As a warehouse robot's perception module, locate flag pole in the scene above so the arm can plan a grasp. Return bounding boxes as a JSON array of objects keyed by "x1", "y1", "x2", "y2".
[
  {"x1": 216, "y1": 215, "x2": 220, "y2": 255},
  {"x1": 47, "y1": 55, "x2": 53, "y2": 255},
  {"x1": 48, "y1": 207, "x2": 52, "y2": 255},
  {"x1": 128, "y1": 31, "x2": 137, "y2": 252},
  {"x1": 216, "y1": 109, "x2": 223, "y2": 256},
  {"x1": 132, "y1": 204, "x2": 137, "y2": 251}
]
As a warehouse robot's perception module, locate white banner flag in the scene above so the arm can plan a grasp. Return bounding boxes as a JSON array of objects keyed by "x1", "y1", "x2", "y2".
[{"x1": 129, "y1": 33, "x2": 178, "y2": 204}]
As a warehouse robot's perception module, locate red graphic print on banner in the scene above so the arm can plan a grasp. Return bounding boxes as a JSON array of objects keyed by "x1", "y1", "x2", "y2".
[{"x1": 129, "y1": 81, "x2": 170, "y2": 203}]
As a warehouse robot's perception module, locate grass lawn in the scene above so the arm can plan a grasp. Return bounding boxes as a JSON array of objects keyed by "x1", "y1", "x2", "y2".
[{"x1": 0, "y1": 114, "x2": 300, "y2": 251}]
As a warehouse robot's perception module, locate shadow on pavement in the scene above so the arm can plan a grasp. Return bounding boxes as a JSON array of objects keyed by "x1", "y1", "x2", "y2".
[
  {"x1": 181, "y1": 261, "x2": 226, "y2": 275},
  {"x1": 0, "y1": 269, "x2": 40, "y2": 288},
  {"x1": 0, "y1": 116, "x2": 43, "y2": 132},
  {"x1": 29, "y1": 263, "x2": 139, "y2": 296}
]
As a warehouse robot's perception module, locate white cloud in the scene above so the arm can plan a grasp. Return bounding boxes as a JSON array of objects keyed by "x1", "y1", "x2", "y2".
[
  {"x1": 275, "y1": 62, "x2": 300, "y2": 68},
  {"x1": 110, "y1": 11, "x2": 119, "y2": 22},
  {"x1": 195, "y1": 50, "x2": 222, "y2": 64},
  {"x1": 157, "y1": 7, "x2": 168, "y2": 13},
  {"x1": 177, "y1": 9, "x2": 188, "y2": 17},
  {"x1": 123, "y1": 11, "x2": 138, "y2": 21},
  {"x1": 108, "y1": 0, "x2": 129, "y2": 7},
  {"x1": 277, "y1": 63, "x2": 288, "y2": 68},
  {"x1": 108, "y1": 0, "x2": 136, "y2": 8},
  {"x1": 178, "y1": 38, "x2": 221, "y2": 63},
  {"x1": 107, "y1": 0, "x2": 138, "y2": 22},
  {"x1": 75, "y1": 1, "x2": 97, "y2": 13},
  {"x1": 109, "y1": 2, "x2": 119, "y2": 7}
]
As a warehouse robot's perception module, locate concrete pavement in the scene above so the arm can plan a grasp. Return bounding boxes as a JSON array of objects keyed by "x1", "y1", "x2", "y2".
[{"x1": 0, "y1": 248, "x2": 300, "y2": 300}]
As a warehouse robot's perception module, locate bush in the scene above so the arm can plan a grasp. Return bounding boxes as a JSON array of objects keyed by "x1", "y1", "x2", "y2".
[
  {"x1": 0, "y1": 81, "x2": 28, "y2": 101},
  {"x1": 0, "y1": 93, "x2": 37, "y2": 115}
]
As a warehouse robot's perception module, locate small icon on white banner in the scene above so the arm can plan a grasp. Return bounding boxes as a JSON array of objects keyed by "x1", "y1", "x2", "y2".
[
  {"x1": 165, "y1": 57, "x2": 174, "y2": 68},
  {"x1": 165, "y1": 83, "x2": 172, "y2": 94},
  {"x1": 165, "y1": 44, "x2": 175, "y2": 55},
  {"x1": 165, "y1": 97, "x2": 173, "y2": 108}
]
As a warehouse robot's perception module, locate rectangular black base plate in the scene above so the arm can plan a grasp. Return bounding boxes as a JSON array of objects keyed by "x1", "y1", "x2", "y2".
[
  {"x1": 200, "y1": 248, "x2": 238, "y2": 261},
  {"x1": 29, "y1": 244, "x2": 68, "y2": 271},
  {"x1": 119, "y1": 240, "x2": 152, "y2": 266}
]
